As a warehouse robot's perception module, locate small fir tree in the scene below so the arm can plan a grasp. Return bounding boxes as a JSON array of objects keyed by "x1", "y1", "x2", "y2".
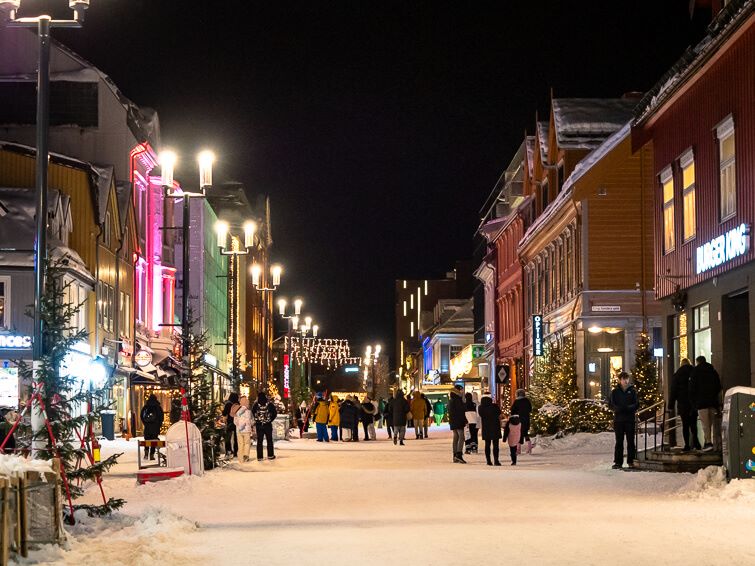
[
  {"x1": 18, "y1": 263, "x2": 124, "y2": 517},
  {"x1": 631, "y1": 332, "x2": 662, "y2": 409},
  {"x1": 554, "y1": 334, "x2": 579, "y2": 407}
]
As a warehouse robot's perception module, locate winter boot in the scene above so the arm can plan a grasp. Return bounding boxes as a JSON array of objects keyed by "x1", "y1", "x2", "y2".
[
  {"x1": 525, "y1": 440, "x2": 532, "y2": 454},
  {"x1": 393, "y1": 435, "x2": 398, "y2": 445},
  {"x1": 453, "y1": 452, "x2": 467, "y2": 464},
  {"x1": 486, "y1": 458, "x2": 492, "y2": 466}
]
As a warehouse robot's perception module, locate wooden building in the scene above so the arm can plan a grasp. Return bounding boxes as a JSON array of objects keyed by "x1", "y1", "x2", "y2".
[{"x1": 633, "y1": 0, "x2": 755, "y2": 391}]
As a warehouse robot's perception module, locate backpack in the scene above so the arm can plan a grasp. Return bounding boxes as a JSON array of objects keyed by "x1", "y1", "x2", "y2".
[{"x1": 142, "y1": 405, "x2": 159, "y2": 424}]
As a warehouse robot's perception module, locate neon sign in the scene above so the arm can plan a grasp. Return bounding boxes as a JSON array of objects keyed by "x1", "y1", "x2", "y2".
[
  {"x1": 696, "y1": 223, "x2": 750, "y2": 274},
  {"x1": 533, "y1": 315, "x2": 543, "y2": 357},
  {"x1": 0, "y1": 335, "x2": 32, "y2": 349},
  {"x1": 283, "y1": 354, "x2": 290, "y2": 398}
]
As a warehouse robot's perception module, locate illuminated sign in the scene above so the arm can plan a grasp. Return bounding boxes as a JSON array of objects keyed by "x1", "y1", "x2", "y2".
[
  {"x1": 0, "y1": 367, "x2": 19, "y2": 407},
  {"x1": 423, "y1": 369, "x2": 440, "y2": 385},
  {"x1": 696, "y1": 223, "x2": 750, "y2": 274},
  {"x1": 134, "y1": 350, "x2": 153, "y2": 367},
  {"x1": 533, "y1": 315, "x2": 543, "y2": 357},
  {"x1": 283, "y1": 354, "x2": 290, "y2": 398},
  {"x1": 450, "y1": 344, "x2": 484, "y2": 380},
  {"x1": 0, "y1": 335, "x2": 32, "y2": 349},
  {"x1": 344, "y1": 366, "x2": 359, "y2": 373}
]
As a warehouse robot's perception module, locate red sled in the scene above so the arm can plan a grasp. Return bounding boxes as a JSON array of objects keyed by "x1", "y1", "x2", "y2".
[{"x1": 137, "y1": 467, "x2": 185, "y2": 485}]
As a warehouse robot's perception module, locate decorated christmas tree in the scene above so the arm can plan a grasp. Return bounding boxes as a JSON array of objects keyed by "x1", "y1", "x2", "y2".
[
  {"x1": 631, "y1": 332, "x2": 662, "y2": 409},
  {"x1": 18, "y1": 263, "x2": 124, "y2": 518},
  {"x1": 175, "y1": 315, "x2": 223, "y2": 469}
]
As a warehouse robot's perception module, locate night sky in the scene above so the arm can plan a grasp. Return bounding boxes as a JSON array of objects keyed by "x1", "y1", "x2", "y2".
[{"x1": 38, "y1": 0, "x2": 705, "y2": 361}]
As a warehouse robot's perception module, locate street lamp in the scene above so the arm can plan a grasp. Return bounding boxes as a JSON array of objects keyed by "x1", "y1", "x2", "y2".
[
  {"x1": 215, "y1": 218, "x2": 258, "y2": 390},
  {"x1": 250, "y1": 262, "x2": 283, "y2": 388},
  {"x1": 159, "y1": 149, "x2": 214, "y2": 383},
  {"x1": 363, "y1": 344, "x2": 381, "y2": 396},
  {"x1": 3, "y1": 0, "x2": 92, "y2": 458}
]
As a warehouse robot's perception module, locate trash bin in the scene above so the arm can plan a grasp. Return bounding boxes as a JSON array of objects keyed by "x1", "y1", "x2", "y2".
[
  {"x1": 272, "y1": 414, "x2": 289, "y2": 441},
  {"x1": 722, "y1": 386, "x2": 755, "y2": 481},
  {"x1": 100, "y1": 410, "x2": 116, "y2": 441}
]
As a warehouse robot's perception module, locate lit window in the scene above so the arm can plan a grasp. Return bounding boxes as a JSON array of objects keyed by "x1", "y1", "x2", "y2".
[
  {"x1": 681, "y1": 151, "x2": 695, "y2": 241},
  {"x1": 661, "y1": 167, "x2": 674, "y2": 253},
  {"x1": 717, "y1": 117, "x2": 736, "y2": 220},
  {"x1": 424, "y1": 280, "x2": 428, "y2": 295},
  {"x1": 410, "y1": 321, "x2": 414, "y2": 337},
  {"x1": 403, "y1": 301, "x2": 407, "y2": 316},
  {"x1": 410, "y1": 294, "x2": 414, "y2": 309},
  {"x1": 693, "y1": 303, "x2": 711, "y2": 362}
]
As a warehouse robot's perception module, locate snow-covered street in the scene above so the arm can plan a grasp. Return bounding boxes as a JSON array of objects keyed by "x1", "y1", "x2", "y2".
[{"x1": 18, "y1": 428, "x2": 755, "y2": 566}]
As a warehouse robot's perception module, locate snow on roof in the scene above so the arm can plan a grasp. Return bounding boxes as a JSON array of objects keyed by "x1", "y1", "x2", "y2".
[
  {"x1": 552, "y1": 98, "x2": 635, "y2": 149},
  {"x1": 115, "y1": 181, "x2": 133, "y2": 234},
  {"x1": 525, "y1": 136, "x2": 535, "y2": 177},
  {"x1": 91, "y1": 164, "x2": 114, "y2": 226},
  {"x1": 634, "y1": 0, "x2": 754, "y2": 125},
  {"x1": 536, "y1": 121, "x2": 549, "y2": 162}
]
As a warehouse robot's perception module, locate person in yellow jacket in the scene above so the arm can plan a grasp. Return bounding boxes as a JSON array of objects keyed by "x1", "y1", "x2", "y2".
[
  {"x1": 410, "y1": 391, "x2": 427, "y2": 439},
  {"x1": 313, "y1": 395, "x2": 330, "y2": 442},
  {"x1": 328, "y1": 395, "x2": 341, "y2": 441}
]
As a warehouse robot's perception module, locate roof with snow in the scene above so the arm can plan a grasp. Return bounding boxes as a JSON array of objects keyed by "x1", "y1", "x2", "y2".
[
  {"x1": 552, "y1": 98, "x2": 636, "y2": 149},
  {"x1": 536, "y1": 121, "x2": 549, "y2": 162},
  {"x1": 525, "y1": 136, "x2": 535, "y2": 177},
  {"x1": 634, "y1": 0, "x2": 754, "y2": 125},
  {"x1": 115, "y1": 181, "x2": 133, "y2": 235}
]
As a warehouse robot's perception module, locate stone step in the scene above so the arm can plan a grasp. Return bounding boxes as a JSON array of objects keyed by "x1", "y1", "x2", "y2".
[{"x1": 633, "y1": 448, "x2": 722, "y2": 473}]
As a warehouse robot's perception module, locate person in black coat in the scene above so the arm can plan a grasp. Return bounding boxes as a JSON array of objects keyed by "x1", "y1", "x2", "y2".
[
  {"x1": 222, "y1": 392, "x2": 240, "y2": 458},
  {"x1": 361, "y1": 396, "x2": 377, "y2": 440},
  {"x1": 478, "y1": 396, "x2": 502, "y2": 466},
  {"x1": 390, "y1": 390, "x2": 410, "y2": 445},
  {"x1": 689, "y1": 356, "x2": 723, "y2": 451},
  {"x1": 668, "y1": 358, "x2": 700, "y2": 451},
  {"x1": 339, "y1": 397, "x2": 359, "y2": 441},
  {"x1": 422, "y1": 394, "x2": 432, "y2": 439},
  {"x1": 511, "y1": 389, "x2": 533, "y2": 454},
  {"x1": 140, "y1": 394, "x2": 164, "y2": 460},
  {"x1": 252, "y1": 392, "x2": 278, "y2": 460},
  {"x1": 384, "y1": 397, "x2": 394, "y2": 439},
  {"x1": 447, "y1": 385, "x2": 468, "y2": 463},
  {"x1": 609, "y1": 372, "x2": 638, "y2": 469}
]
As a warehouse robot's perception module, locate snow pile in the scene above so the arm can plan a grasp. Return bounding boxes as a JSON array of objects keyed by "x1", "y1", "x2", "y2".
[
  {"x1": 0, "y1": 454, "x2": 54, "y2": 479},
  {"x1": 678, "y1": 466, "x2": 755, "y2": 502},
  {"x1": 532, "y1": 431, "x2": 615, "y2": 455}
]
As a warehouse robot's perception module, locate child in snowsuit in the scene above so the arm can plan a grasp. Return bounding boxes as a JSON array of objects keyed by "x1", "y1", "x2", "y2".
[
  {"x1": 233, "y1": 396, "x2": 253, "y2": 463},
  {"x1": 503, "y1": 414, "x2": 522, "y2": 465}
]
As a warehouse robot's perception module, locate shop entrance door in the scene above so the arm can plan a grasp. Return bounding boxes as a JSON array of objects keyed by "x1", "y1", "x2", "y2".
[
  {"x1": 722, "y1": 291, "x2": 751, "y2": 390},
  {"x1": 586, "y1": 353, "x2": 624, "y2": 400}
]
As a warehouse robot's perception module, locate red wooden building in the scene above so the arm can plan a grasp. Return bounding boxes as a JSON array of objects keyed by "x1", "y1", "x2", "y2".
[{"x1": 633, "y1": 0, "x2": 755, "y2": 391}]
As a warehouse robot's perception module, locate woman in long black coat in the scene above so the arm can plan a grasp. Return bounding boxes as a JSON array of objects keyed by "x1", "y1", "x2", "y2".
[
  {"x1": 478, "y1": 396, "x2": 502, "y2": 466},
  {"x1": 140, "y1": 394, "x2": 164, "y2": 460},
  {"x1": 391, "y1": 390, "x2": 410, "y2": 445}
]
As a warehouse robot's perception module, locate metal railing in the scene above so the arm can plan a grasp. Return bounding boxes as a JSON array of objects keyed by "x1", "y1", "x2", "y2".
[{"x1": 634, "y1": 400, "x2": 683, "y2": 458}]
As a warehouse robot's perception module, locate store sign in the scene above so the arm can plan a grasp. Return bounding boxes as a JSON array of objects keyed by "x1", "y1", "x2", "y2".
[
  {"x1": 134, "y1": 350, "x2": 153, "y2": 367},
  {"x1": 344, "y1": 366, "x2": 359, "y2": 373},
  {"x1": 696, "y1": 223, "x2": 750, "y2": 274},
  {"x1": 591, "y1": 305, "x2": 621, "y2": 312},
  {"x1": 450, "y1": 344, "x2": 484, "y2": 380},
  {"x1": 0, "y1": 367, "x2": 19, "y2": 407},
  {"x1": 0, "y1": 335, "x2": 32, "y2": 349},
  {"x1": 533, "y1": 315, "x2": 543, "y2": 357},
  {"x1": 423, "y1": 369, "x2": 441, "y2": 385},
  {"x1": 283, "y1": 354, "x2": 290, "y2": 398}
]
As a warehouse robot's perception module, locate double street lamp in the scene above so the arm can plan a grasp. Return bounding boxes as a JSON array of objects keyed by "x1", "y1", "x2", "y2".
[
  {"x1": 159, "y1": 149, "x2": 215, "y2": 381},
  {"x1": 248, "y1": 261, "x2": 282, "y2": 389},
  {"x1": 363, "y1": 344, "x2": 381, "y2": 396}
]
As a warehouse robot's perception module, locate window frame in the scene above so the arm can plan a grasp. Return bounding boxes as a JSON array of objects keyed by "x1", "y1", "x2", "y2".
[
  {"x1": 716, "y1": 115, "x2": 736, "y2": 222},
  {"x1": 660, "y1": 166, "x2": 675, "y2": 254},
  {"x1": 679, "y1": 149, "x2": 696, "y2": 243}
]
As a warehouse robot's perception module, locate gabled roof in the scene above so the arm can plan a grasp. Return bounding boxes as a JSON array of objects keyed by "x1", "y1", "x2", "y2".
[
  {"x1": 536, "y1": 121, "x2": 549, "y2": 163},
  {"x1": 115, "y1": 181, "x2": 133, "y2": 235},
  {"x1": 634, "y1": 0, "x2": 754, "y2": 126},
  {"x1": 552, "y1": 98, "x2": 636, "y2": 149},
  {"x1": 525, "y1": 136, "x2": 535, "y2": 177}
]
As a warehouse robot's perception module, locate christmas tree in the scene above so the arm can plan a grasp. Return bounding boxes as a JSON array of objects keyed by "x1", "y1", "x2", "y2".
[
  {"x1": 631, "y1": 332, "x2": 662, "y2": 409},
  {"x1": 175, "y1": 315, "x2": 223, "y2": 470},
  {"x1": 18, "y1": 263, "x2": 124, "y2": 518},
  {"x1": 554, "y1": 334, "x2": 579, "y2": 407}
]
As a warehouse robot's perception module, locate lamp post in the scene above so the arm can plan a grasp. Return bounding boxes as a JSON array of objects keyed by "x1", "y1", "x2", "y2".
[
  {"x1": 293, "y1": 316, "x2": 318, "y2": 392},
  {"x1": 363, "y1": 344, "x2": 381, "y2": 397},
  {"x1": 278, "y1": 299, "x2": 303, "y2": 409},
  {"x1": 215, "y1": 220, "x2": 257, "y2": 390},
  {"x1": 250, "y1": 262, "x2": 282, "y2": 389},
  {"x1": 159, "y1": 149, "x2": 214, "y2": 385},
  {"x1": 3, "y1": 0, "x2": 91, "y2": 458}
]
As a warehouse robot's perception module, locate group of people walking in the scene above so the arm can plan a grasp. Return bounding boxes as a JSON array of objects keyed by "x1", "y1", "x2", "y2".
[
  {"x1": 220, "y1": 392, "x2": 279, "y2": 463},
  {"x1": 310, "y1": 394, "x2": 381, "y2": 442}
]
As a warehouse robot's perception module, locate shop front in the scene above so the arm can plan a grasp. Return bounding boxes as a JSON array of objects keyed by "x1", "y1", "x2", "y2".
[{"x1": 450, "y1": 344, "x2": 485, "y2": 398}]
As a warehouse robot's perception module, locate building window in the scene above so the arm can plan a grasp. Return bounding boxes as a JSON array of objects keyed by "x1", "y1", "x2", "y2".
[
  {"x1": 671, "y1": 312, "x2": 688, "y2": 371},
  {"x1": 661, "y1": 167, "x2": 675, "y2": 253},
  {"x1": 680, "y1": 150, "x2": 696, "y2": 242},
  {"x1": 717, "y1": 117, "x2": 736, "y2": 220},
  {"x1": 558, "y1": 241, "x2": 565, "y2": 300},
  {"x1": 543, "y1": 253, "x2": 550, "y2": 309},
  {"x1": 98, "y1": 282, "x2": 114, "y2": 332},
  {"x1": 693, "y1": 303, "x2": 712, "y2": 362},
  {"x1": 403, "y1": 301, "x2": 407, "y2": 316},
  {"x1": 557, "y1": 163, "x2": 565, "y2": 193},
  {"x1": 0, "y1": 276, "x2": 9, "y2": 330}
]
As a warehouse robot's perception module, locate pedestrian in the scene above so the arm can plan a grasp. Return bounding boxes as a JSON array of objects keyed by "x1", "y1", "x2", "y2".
[
  {"x1": 433, "y1": 398, "x2": 445, "y2": 426},
  {"x1": 478, "y1": 396, "x2": 502, "y2": 466},
  {"x1": 377, "y1": 397, "x2": 386, "y2": 428},
  {"x1": 328, "y1": 395, "x2": 341, "y2": 441},
  {"x1": 0, "y1": 410, "x2": 18, "y2": 453},
  {"x1": 140, "y1": 394, "x2": 164, "y2": 461},
  {"x1": 294, "y1": 404, "x2": 304, "y2": 437},
  {"x1": 252, "y1": 391, "x2": 277, "y2": 460},
  {"x1": 222, "y1": 392, "x2": 240, "y2": 458},
  {"x1": 422, "y1": 393, "x2": 432, "y2": 438},
  {"x1": 689, "y1": 355, "x2": 723, "y2": 451},
  {"x1": 511, "y1": 389, "x2": 533, "y2": 454},
  {"x1": 668, "y1": 358, "x2": 701, "y2": 451},
  {"x1": 299, "y1": 400, "x2": 308, "y2": 431},
  {"x1": 361, "y1": 396, "x2": 378, "y2": 440},
  {"x1": 448, "y1": 384, "x2": 468, "y2": 463},
  {"x1": 352, "y1": 396, "x2": 363, "y2": 442},
  {"x1": 503, "y1": 414, "x2": 522, "y2": 465},
  {"x1": 233, "y1": 395, "x2": 253, "y2": 463},
  {"x1": 339, "y1": 396, "x2": 359, "y2": 442},
  {"x1": 384, "y1": 396, "x2": 394, "y2": 439},
  {"x1": 609, "y1": 371, "x2": 638, "y2": 469},
  {"x1": 391, "y1": 390, "x2": 410, "y2": 445},
  {"x1": 464, "y1": 392, "x2": 479, "y2": 454},
  {"x1": 410, "y1": 391, "x2": 427, "y2": 439},
  {"x1": 312, "y1": 394, "x2": 330, "y2": 442}
]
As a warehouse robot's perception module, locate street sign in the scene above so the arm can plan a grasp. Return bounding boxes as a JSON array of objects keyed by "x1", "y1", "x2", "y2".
[
  {"x1": 533, "y1": 315, "x2": 543, "y2": 357},
  {"x1": 134, "y1": 350, "x2": 153, "y2": 367}
]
